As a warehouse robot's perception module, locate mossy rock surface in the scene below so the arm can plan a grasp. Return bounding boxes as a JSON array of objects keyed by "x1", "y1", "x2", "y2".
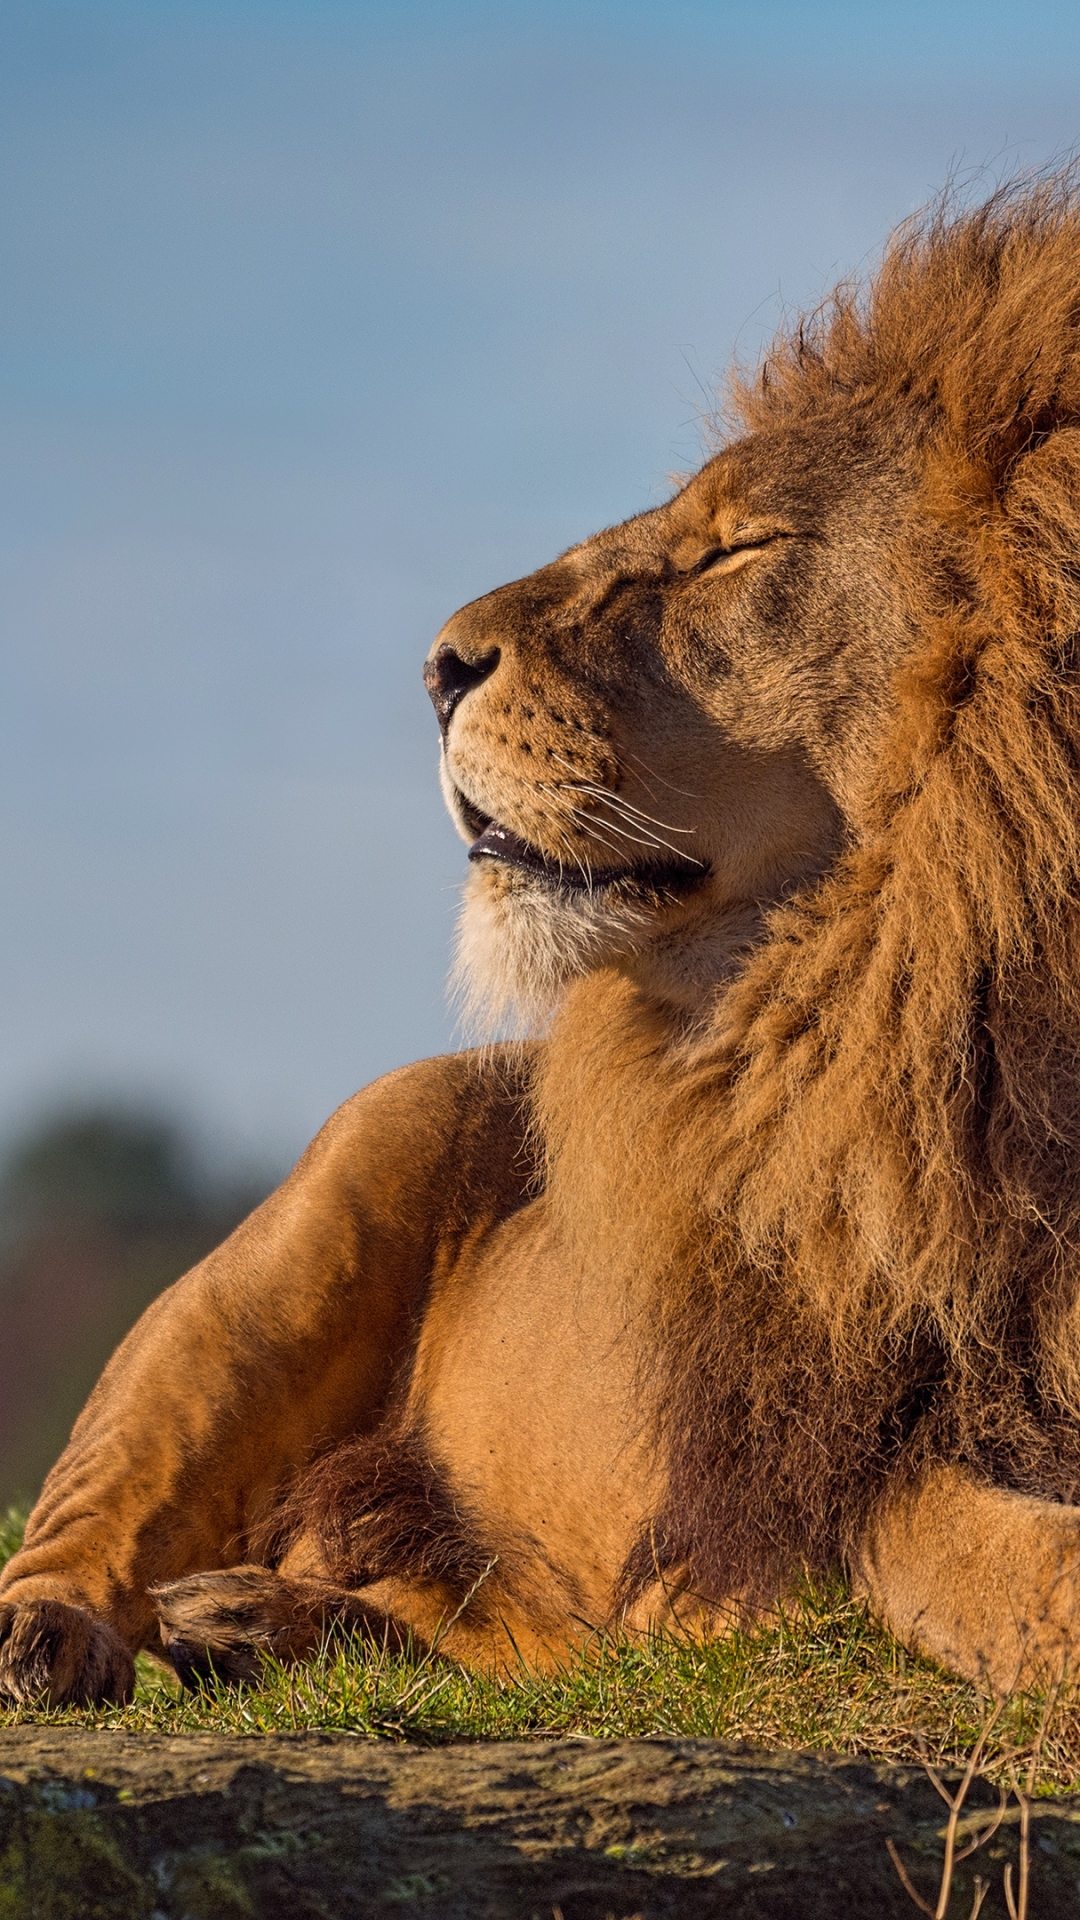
[{"x1": 2, "y1": 1729, "x2": 1080, "y2": 1917}]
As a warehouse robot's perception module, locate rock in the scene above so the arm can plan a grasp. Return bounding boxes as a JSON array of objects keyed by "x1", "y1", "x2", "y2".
[{"x1": 1, "y1": 1729, "x2": 1078, "y2": 1916}]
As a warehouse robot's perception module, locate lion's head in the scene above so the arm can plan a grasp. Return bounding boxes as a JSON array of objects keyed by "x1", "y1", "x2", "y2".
[
  {"x1": 427, "y1": 406, "x2": 914, "y2": 1028},
  {"x1": 427, "y1": 174, "x2": 1080, "y2": 1606}
]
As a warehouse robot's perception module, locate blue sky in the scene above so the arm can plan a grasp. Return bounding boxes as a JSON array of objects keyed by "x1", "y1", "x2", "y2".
[{"x1": 4, "y1": 0, "x2": 1080, "y2": 1166}]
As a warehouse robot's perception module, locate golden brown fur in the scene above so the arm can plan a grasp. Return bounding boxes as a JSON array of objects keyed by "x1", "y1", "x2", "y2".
[
  {"x1": 632, "y1": 175, "x2": 1080, "y2": 1599},
  {"x1": 6, "y1": 177, "x2": 1080, "y2": 1702}
]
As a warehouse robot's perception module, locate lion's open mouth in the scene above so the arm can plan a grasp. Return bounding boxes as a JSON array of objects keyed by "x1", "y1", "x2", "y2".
[{"x1": 461, "y1": 797, "x2": 705, "y2": 897}]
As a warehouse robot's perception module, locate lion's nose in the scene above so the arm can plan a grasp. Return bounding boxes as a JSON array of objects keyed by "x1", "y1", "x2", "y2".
[{"x1": 423, "y1": 644, "x2": 500, "y2": 735}]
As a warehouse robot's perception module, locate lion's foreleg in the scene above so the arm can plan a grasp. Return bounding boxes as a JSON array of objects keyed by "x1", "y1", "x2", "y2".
[
  {"x1": 151, "y1": 1548, "x2": 581, "y2": 1687},
  {"x1": 0, "y1": 1050, "x2": 534, "y2": 1704},
  {"x1": 853, "y1": 1464, "x2": 1080, "y2": 1691}
]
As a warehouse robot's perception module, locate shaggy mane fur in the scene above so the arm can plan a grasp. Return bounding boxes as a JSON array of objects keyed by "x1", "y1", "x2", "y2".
[
  {"x1": 281, "y1": 1423, "x2": 500, "y2": 1602},
  {"x1": 540, "y1": 175, "x2": 1080, "y2": 1609}
]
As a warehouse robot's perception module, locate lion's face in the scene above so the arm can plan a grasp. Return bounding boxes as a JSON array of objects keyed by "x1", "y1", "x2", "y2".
[{"x1": 426, "y1": 422, "x2": 915, "y2": 1025}]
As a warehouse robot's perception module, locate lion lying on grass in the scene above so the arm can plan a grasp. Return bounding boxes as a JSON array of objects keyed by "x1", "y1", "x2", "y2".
[{"x1": 7, "y1": 178, "x2": 1080, "y2": 1706}]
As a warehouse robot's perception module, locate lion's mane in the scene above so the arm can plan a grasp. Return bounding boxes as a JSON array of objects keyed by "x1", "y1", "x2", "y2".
[{"x1": 539, "y1": 175, "x2": 1080, "y2": 1609}]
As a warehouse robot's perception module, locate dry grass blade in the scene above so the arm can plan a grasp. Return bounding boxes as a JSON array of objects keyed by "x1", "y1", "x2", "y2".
[
  {"x1": 1002, "y1": 1789, "x2": 1031, "y2": 1920},
  {"x1": 932, "y1": 1742, "x2": 994, "y2": 1915},
  {"x1": 1016, "y1": 1788, "x2": 1031, "y2": 1919},
  {"x1": 888, "y1": 1694, "x2": 1009, "y2": 1919},
  {"x1": 954, "y1": 1786, "x2": 1007, "y2": 1863},
  {"x1": 1002, "y1": 1664, "x2": 1058, "y2": 1920},
  {"x1": 886, "y1": 1836, "x2": 937, "y2": 1916},
  {"x1": 426, "y1": 1557, "x2": 499, "y2": 1661}
]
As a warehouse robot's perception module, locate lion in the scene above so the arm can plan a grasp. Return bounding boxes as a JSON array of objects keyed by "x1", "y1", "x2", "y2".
[{"x1": 6, "y1": 176, "x2": 1080, "y2": 1707}]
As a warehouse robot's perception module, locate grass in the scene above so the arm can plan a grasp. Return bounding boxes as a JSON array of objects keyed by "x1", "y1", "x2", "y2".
[
  {"x1": 1, "y1": 1506, "x2": 1079, "y2": 1793},
  {"x1": 0, "y1": 1508, "x2": 24, "y2": 1569}
]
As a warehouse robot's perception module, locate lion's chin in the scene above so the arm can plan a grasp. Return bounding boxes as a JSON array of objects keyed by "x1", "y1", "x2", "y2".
[
  {"x1": 451, "y1": 864, "x2": 651, "y2": 1037},
  {"x1": 451, "y1": 861, "x2": 781, "y2": 1036}
]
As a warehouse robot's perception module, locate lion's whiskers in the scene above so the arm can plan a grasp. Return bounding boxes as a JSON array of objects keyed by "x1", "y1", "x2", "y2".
[
  {"x1": 537, "y1": 781, "x2": 703, "y2": 870},
  {"x1": 569, "y1": 804, "x2": 687, "y2": 860},
  {"x1": 578, "y1": 796, "x2": 704, "y2": 864},
  {"x1": 563, "y1": 792, "x2": 703, "y2": 867},
  {"x1": 531, "y1": 791, "x2": 608, "y2": 888},
  {"x1": 536, "y1": 785, "x2": 655, "y2": 864},
  {"x1": 535, "y1": 788, "x2": 637, "y2": 872},
  {"x1": 548, "y1": 752, "x2": 692, "y2": 831},
  {"x1": 620, "y1": 746, "x2": 705, "y2": 802},
  {"x1": 535, "y1": 801, "x2": 595, "y2": 889},
  {"x1": 570, "y1": 783, "x2": 697, "y2": 836},
  {"x1": 545, "y1": 752, "x2": 704, "y2": 865}
]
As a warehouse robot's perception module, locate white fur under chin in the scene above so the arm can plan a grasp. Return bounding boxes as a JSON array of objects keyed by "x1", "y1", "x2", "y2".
[{"x1": 451, "y1": 867, "x2": 650, "y2": 1039}]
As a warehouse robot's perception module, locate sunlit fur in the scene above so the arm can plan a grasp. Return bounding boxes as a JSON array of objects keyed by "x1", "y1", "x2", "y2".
[
  {"x1": 533, "y1": 174, "x2": 1080, "y2": 1602},
  {"x1": 13, "y1": 178, "x2": 1080, "y2": 1709},
  {"x1": 450, "y1": 863, "x2": 652, "y2": 1035}
]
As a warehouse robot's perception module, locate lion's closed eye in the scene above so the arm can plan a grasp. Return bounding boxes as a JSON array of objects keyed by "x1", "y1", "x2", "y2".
[
  {"x1": 693, "y1": 544, "x2": 761, "y2": 575},
  {"x1": 676, "y1": 531, "x2": 787, "y2": 577}
]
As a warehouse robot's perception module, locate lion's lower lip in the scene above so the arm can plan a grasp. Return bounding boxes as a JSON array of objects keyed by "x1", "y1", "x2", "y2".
[
  {"x1": 468, "y1": 819, "x2": 626, "y2": 887},
  {"x1": 467, "y1": 817, "x2": 704, "y2": 896}
]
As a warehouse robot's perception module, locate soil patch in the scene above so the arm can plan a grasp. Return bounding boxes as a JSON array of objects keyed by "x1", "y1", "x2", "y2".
[{"x1": 2, "y1": 1728, "x2": 1079, "y2": 1917}]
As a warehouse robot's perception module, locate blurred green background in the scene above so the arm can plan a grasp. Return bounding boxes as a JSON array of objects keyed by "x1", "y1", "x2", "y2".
[{"x1": 0, "y1": 1106, "x2": 274, "y2": 1508}]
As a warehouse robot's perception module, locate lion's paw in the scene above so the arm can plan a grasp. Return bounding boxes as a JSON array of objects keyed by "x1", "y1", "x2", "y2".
[
  {"x1": 0, "y1": 1599, "x2": 135, "y2": 1706},
  {"x1": 153, "y1": 1565, "x2": 325, "y2": 1689}
]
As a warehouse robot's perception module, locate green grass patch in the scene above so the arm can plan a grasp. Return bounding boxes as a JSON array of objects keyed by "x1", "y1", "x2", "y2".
[
  {"x1": 0, "y1": 1509, "x2": 25, "y2": 1569},
  {"x1": 2, "y1": 1507, "x2": 1078, "y2": 1790}
]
